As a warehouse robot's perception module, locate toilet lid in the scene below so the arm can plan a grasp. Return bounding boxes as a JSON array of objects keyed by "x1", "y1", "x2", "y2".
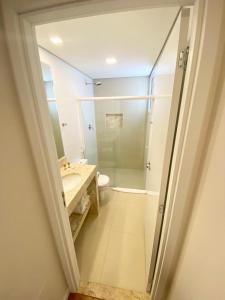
[{"x1": 98, "y1": 174, "x2": 110, "y2": 187}]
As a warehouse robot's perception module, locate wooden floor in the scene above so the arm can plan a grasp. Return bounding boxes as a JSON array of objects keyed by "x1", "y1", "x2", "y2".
[{"x1": 68, "y1": 293, "x2": 102, "y2": 300}]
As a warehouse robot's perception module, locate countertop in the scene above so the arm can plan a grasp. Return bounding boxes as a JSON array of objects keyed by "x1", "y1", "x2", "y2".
[{"x1": 61, "y1": 163, "x2": 97, "y2": 215}]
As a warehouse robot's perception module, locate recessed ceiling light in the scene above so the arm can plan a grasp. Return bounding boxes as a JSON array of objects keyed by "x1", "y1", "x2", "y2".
[
  {"x1": 106, "y1": 57, "x2": 117, "y2": 64},
  {"x1": 50, "y1": 36, "x2": 63, "y2": 45}
]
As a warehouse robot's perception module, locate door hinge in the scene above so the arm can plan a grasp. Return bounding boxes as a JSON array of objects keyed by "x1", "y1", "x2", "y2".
[
  {"x1": 146, "y1": 161, "x2": 151, "y2": 170},
  {"x1": 159, "y1": 204, "x2": 165, "y2": 214},
  {"x1": 62, "y1": 191, "x2": 66, "y2": 207},
  {"x1": 178, "y1": 46, "x2": 189, "y2": 69}
]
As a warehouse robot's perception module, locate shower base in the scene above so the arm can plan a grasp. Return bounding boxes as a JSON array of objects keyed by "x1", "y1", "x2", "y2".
[{"x1": 99, "y1": 167, "x2": 145, "y2": 189}]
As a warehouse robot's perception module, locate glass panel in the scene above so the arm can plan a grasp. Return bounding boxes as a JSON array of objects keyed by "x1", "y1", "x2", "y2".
[
  {"x1": 80, "y1": 101, "x2": 98, "y2": 165},
  {"x1": 48, "y1": 102, "x2": 65, "y2": 159},
  {"x1": 44, "y1": 81, "x2": 55, "y2": 99},
  {"x1": 94, "y1": 99, "x2": 148, "y2": 189},
  {"x1": 41, "y1": 62, "x2": 65, "y2": 160}
]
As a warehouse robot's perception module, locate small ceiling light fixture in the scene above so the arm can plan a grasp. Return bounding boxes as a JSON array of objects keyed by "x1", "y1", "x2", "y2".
[
  {"x1": 50, "y1": 36, "x2": 63, "y2": 45},
  {"x1": 106, "y1": 57, "x2": 117, "y2": 64}
]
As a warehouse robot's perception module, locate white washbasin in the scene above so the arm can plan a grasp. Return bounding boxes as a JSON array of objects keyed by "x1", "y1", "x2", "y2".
[{"x1": 62, "y1": 173, "x2": 81, "y2": 193}]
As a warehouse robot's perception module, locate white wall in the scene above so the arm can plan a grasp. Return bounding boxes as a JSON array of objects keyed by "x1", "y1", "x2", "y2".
[
  {"x1": 168, "y1": 69, "x2": 225, "y2": 300},
  {"x1": 39, "y1": 48, "x2": 96, "y2": 163},
  {"x1": 0, "y1": 12, "x2": 67, "y2": 300},
  {"x1": 94, "y1": 76, "x2": 149, "y2": 97}
]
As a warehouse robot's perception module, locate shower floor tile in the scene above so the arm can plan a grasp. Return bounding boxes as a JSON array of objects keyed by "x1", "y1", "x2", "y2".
[{"x1": 99, "y1": 167, "x2": 145, "y2": 189}]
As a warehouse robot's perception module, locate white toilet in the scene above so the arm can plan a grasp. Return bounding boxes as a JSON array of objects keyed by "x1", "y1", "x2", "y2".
[
  {"x1": 97, "y1": 172, "x2": 110, "y2": 202},
  {"x1": 97, "y1": 173, "x2": 110, "y2": 188},
  {"x1": 78, "y1": 159, "x2": 110, "y2": 202}
]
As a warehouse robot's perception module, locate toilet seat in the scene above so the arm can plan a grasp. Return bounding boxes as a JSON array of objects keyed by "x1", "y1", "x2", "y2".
[{"x1": 98, "y1": 174, "x2": 110, "y2": 187}]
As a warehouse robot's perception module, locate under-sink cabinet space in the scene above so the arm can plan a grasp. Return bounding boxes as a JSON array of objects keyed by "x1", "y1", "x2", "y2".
[
  {"x1": 61, "y1": 163, "x2": 99, "y2": 240},
  {"x1": 69, "y1": 201, "x2": 91, "y2": 241},
  {"x1": 87, "y1": 176, "x2": 99, "y2": 214}
]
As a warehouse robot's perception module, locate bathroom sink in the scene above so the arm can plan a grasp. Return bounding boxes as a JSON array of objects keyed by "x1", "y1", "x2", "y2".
[{"x1": 62, "y1": 173, "x2": 81, "y2": 193}]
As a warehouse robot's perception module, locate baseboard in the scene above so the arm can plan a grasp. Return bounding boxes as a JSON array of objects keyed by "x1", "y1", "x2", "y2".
[{"x1": 63, "y1": 289, "x2": 70, "y2": 300}]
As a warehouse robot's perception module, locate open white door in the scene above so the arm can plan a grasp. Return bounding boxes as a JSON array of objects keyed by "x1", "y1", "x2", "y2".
[
  {"x1": 147, "y1": 8, "x2": 190, "y2": 291},
  {"x1": 145, "y1": 76, "x2": 174, "y2": 193}
]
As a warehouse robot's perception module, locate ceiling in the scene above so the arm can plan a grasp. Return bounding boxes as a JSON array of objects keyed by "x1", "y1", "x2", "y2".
[{"x1": 36, "y1": 7, "x2": 179, "y2": 79}]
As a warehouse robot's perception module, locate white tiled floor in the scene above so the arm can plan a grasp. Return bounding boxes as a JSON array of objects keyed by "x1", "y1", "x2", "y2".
[{"x1": 75, "y1": 189, "x2": 149, "y2": 292}]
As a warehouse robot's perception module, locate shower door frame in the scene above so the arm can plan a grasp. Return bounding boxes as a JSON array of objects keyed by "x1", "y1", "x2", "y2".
[{"x1": 2, "y1": 0, "x2": 222, "y2": 299}]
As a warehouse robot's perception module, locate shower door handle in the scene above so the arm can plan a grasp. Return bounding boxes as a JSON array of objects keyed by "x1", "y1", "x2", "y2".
[
  {"x1": 88, "y1": 124, "x2": 94, "y2": 130},
  {"x1": 146, "y1": 162, "x2": 151, "y2": 170}
]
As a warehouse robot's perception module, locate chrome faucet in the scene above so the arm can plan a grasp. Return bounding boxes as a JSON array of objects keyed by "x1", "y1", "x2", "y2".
[{"x1": 64, "y1": 162, "x2": 71, "y2": 170}]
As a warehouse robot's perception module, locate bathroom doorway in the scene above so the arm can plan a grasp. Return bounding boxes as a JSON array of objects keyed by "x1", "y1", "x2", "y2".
[
  {"x1": 34, "y1": 6, "x2": 190, "y2": 295},
  {"x1": 6, "y1": 0, "x2": 205, "y2": 297}
]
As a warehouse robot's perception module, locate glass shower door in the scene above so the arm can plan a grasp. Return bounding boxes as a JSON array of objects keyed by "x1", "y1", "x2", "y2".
[{"x1": 94, "y1": 99, "x2": 148, "y2": 189}]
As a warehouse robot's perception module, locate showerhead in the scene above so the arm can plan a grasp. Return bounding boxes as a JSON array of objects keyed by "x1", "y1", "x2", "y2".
[{"x1": 85, "y1": 80, "x2": 102, "y2": 86}]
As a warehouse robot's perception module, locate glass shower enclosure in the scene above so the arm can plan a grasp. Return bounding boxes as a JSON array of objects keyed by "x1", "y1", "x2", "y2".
[{"x1": 81, "y1": 99, "x2": 148, "y2": 189}]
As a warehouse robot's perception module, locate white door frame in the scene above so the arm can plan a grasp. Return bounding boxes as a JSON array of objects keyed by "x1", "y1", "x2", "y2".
[
  {"x1": 151, "y1": 0, "x2": 225, "y2": 299},
  {"x1": 2, "y1": 0, "x2": 224, "y2": 297}
]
